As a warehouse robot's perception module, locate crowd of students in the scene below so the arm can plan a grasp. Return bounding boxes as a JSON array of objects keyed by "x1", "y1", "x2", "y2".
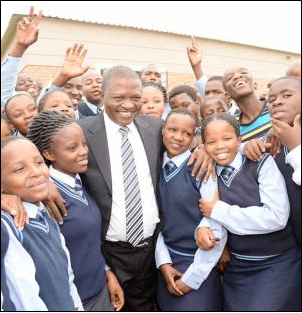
[{"x1": 1, "y1": 6, "x2": 301, "y2": 312}]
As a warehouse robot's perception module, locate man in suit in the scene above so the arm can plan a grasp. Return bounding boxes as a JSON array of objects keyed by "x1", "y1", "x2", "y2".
[
  {"x1": 78, "y1": 70, "x2": 104, "y2": 117},
  {"x1": 78, "y1": 66, "x2": 163, "y2": 311}
]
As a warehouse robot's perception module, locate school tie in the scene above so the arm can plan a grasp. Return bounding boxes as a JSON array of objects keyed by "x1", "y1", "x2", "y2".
[
  {"x1": 36, "y1": 207, "x2": 48, "y2": 222},
  {"x1": 97, "y1": 107, "x2": 103, "y2": 114},
  {"x1": 119, "y1": 126, "x2": 144, "y2": 247},
  {"x1": 164, "y1": 160, "x2": 177, "y2": 176},
  {"x1": 74, "y1": 178, "x2": 84, "y2": 197},
  {"x1": 220, "y1": 165, "x2": 236, "y2": 184}
]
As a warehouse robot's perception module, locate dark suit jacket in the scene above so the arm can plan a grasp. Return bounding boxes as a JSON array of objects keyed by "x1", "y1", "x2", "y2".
[
  {"x1": 77, "y1": 113, "x2": 164, "y2": 241},
  {"x1": 78, "y1": 102, "x2": 97, "y2": 118}
]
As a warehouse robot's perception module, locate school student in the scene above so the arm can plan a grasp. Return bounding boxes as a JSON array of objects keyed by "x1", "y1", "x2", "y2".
[
  {"x1": 200, "y1": 97, "x2": 229, "y2": 120},
  {"x1": 156, "y1": 108, "x2": 225, "y2": 311},
  {"x1": 27, "y1": 110, "x2": 124, "y2": 311},
  {"x1": 4, "y1": 93, "x2": 38, "y2": 137},
  {"x1": 198, "y1": 113, "x2": 300, "y2": 311},
  {"x1": 1, "y1": 137, "x2": 83, "y2": 311},
  {"x1": 140, "y1": 81, "x2": 165, "y2": 118}
]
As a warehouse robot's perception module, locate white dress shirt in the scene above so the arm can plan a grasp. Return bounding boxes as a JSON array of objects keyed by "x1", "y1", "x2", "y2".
[
  {"x1": 156, "y1": 151, "x2": 227, "y2": 290},
  {"x1": 285, "y1": 145, "x2": 301, "y2": 186},
  {"x1": 86, "y1": 101, "x2": 103, "y2": 115},
  {"x1": 104, "y1": 112, "x2": 160, "y2": 242},
  {"x1": 210, "y1": 152, "x2": 290, "y2": 235},
  {"x1": 1, "y1": 202, "x2": 83, "y2": 311}
]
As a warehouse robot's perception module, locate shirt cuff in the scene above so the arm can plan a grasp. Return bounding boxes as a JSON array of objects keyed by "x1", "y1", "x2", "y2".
[{"x1": 285, "y1": 145, "x2": 301, "y2": 170}]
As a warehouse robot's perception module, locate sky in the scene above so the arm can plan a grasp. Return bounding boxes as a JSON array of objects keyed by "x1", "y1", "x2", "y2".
[{"x1": 1, "y1": 1, "x2": 301, "y2": 54}]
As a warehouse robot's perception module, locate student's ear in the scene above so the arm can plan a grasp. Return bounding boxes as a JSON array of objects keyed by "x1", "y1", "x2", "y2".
[
  {"x1": 1, "y1": 184, "x2": 5, "y2": 194},
  {"x1": 42, "y1": 150, "x2": 55, "y2": 162},
  {"x1": 225, "y1": 92, "x2": 232, "y2": 105},
  {"x1": 162, "y1": 123, "x2": 166, "y2": 135},
  {"x1": 237, "y1": 136, "x2": 242, "y2": 146}
]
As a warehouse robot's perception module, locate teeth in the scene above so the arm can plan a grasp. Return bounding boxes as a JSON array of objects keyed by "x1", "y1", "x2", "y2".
[
  {"x1": 236, "y1": 81, "x2": 246, "y2": 87},
  {"x1": 120, "y1": 112, "x2": 132, "y2": 117},
  {"x1": 216, "y1": 153, "x2": 228, "y2": 159}
]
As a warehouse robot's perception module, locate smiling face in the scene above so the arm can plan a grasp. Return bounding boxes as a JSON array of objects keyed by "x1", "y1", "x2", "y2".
[
  {"x1": 103, "y1": 78, "x2": 143, "y2": 126},
  {"x1": 43, "y1": 123, "x2": 89, "y2": 177},
  {"x1": 62, "y1": 77, "x2": 83, "y2": 109},
  {"x1": 223, "y1": 67, "x2": 255, "y2": 100},
  {"x1": 6, "y1": 95, "x2": 38, "y2": 135},
  {"x1": 140, "y1": 86, "x2": 165, "y2": 118},
  {"x1": 41, "y1": 91, "x2": 75, "y2": 120},
  {"x1": 1, "y1": 139, "x2": 49, "y2": 205},
  {"x1": 163, "y1": 113, "x2": 196, "y2": 158},
  {"x1": 82, "y1": 72, "x2": 103, "y2": 105},
  {"x1": 204, "y1": 120, "x2": 241, "y2": 166},
  {"x1": 268, "y1": 78, "x2": 301, "y2": 125}
]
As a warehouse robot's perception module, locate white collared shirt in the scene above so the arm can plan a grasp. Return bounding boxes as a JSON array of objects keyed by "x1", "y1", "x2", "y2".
[
  {"x1": 1, "y1": 202, "x2": 83, "y2": 311},
  {"x1": 49, "y1": 165, "x2": 81, "y2": 188},
  {"x1": 162, "y1": 150, "x2": 192, "y2": 169},
  {"x1": 104, "y1": 112, "x2": 160, "y2": 242},
  {"x1": 285, "y1": 145, "x2": 301, "y2": 186},
  {"x1": 211, "y1": 151, "x2": 290, "y2": 235},
  {"x1": 86, "y1": 101, "x2": 103, "y2": 115}
]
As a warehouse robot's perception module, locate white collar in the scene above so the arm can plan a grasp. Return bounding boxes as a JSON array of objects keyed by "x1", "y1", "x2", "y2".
[
  {"x1": 49, "y1": 165, "x2": 81, "y2": 189},
  {"x1": 163, "y1": 150, "x2": 192, "y2": 169},
  {"x1": 22, "y1": 202, "x2": 45, "y2": 219},
  {"x1": 216, "y1": 151, "x2": 243, "y2": 176},
  {"x1": 86, "y1": 101, "x2": 102, "y2": 114},
  {"x1": 103, "y1": 110, "x2": 137, "y2": 136}
]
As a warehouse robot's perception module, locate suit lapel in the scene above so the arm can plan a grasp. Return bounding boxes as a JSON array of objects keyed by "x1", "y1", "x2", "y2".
[{"x1": 86, "y1": 115, "x2": 112, "y2": 192}]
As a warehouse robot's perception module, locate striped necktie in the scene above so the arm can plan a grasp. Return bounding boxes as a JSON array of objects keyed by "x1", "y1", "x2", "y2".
[
  {"x1": 119, "y1": 126, "x2": 144, "y2": 246},
  {"x1": 165, "y1": 160, "x2": 177, "y2": 176},
  {"x1": 220, "y1": 165, "x2": 236, "y2": 184},
  {"x1": 74, "y1": 178, "x2": 83, "y2": 197}
]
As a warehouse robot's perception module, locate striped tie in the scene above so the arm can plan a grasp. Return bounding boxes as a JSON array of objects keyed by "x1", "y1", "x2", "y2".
[
  {"x1": 119, "y1": 126, "x2": 144, "y2": 246},
  {"x1": 74, "y1": 178, "x2": 83, "y2": 197},
  {"x1": 165, "y1": 161, "x2": 177, "y2": 176},
  {"x1": 220, "y1": 165, "x2": 236, "y2": 184}
]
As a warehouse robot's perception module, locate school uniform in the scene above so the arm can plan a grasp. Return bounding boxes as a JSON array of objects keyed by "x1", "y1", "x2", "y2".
[
  {"x1": 1, "y1": 221, "x2": 16, "y2": 311},
  {"x1": 78, "y1": 101, "x2": 103, "y2": 118},
  {"x1": 274, "y1": 146, "x2": 301, "y2": 246},
  {"x1": 209, "y1": 151, "x2": 300, "y2": 311},
  {"x1": 49, "y1": 166, "x2": 114, "y2": 311},
  {"x1": 1, "y1": 202, "x2": 83, "y2": 311},
  {"x1": 284, "y1": 144, "x2": 301, "y2": 186},
  {"x1": 155, "y1": 150, "x2": 224, "y2": 311}
]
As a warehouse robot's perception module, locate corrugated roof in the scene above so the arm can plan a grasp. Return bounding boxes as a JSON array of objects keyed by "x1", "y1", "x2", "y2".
[{"x1": 2, "y1": 13, "x2": 300, "y2": 57}]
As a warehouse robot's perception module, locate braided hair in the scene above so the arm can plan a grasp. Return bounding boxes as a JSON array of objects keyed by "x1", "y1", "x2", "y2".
[
  {"x1": 27, "y1": 111, "x2": 72, "y2": 159},
  {"x1": 201, "y1": 113, "x2": 240, "y2": 143}
]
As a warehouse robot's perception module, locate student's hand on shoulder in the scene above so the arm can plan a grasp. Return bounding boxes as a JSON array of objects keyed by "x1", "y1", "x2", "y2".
[
  {"x1": 43, "y1": 181, "x2": 66, "y2": 225},
  {"x1": 188, "y1": 147, "x2": 216, "y2": 182},
  {"x1": 199, "y1": 189, "x2": 219, "y2": 217},
  {"x1": 266, "y1": 128, "x2": 281, "y2": 158},
  {"x1": 217, "y1": 246, "x2": 231, "y2": 274},
  {"x1": 272, "y1": 115, "x2": 301, "y2": 151},
  {"x1": 160, "y1": 264, "x2": 184, "y2": 297},
  {"x1": 244, "y1": 138, "x2": 271, "y2": 161},
  {"x1": 1, "y1": 194, "x2": 29, "y2": 230},
  {"x1": 196, "y1": 227, "x2": 216, "y2": 250},
  {"x1": 106, "y1": 270, "x2": 125, "y2": 311},
  {"x1": 187, "y1": 36, "x2": 203, "y2": 67},
  {"x1": 175, "y1": 279, "x2": 192, "y2": 295},
  {"x1": 11, "y1": 6, "x2": 43, "y2": 57}
]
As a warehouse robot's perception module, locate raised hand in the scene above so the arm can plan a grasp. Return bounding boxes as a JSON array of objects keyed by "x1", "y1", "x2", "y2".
[
  {"x1": 187, "y1": 36, "x2": 203, "y2": 67},
  {"x1": 10, "y1": 6, "x2": 43, "y2": 57},
  {"x1": 16, "y1": 6, "x2": 42, "y2": 48},
  {"x1": 60, "y1": 43, "x2": 90, "y2": 78}
]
